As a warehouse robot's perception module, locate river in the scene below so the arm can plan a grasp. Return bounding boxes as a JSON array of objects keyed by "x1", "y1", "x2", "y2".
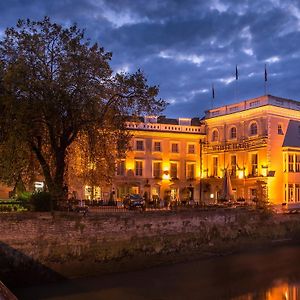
[{"x1": 14, "y1": 244, "x2": 300, "y2": 300}]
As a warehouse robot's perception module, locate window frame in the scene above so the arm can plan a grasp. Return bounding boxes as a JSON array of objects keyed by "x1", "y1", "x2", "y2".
[{"x1": 135, "y1": 139, "x2": 145, "y2": 151}]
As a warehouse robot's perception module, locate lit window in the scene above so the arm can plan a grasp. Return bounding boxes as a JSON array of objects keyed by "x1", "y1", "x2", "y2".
[
  {"x1": 135, "y1": 161, "x2": 143, "y2": 176},
  {"x1": 212, "y1": 129, "x2": 219, "y2": 142},
  {"x1": 250, "y1": 123, "x2": 258, "y2": 136},
  {"x1": 251, "y1": 154, "x2": 258, "y2": 176},
  {"x1": 153, "y1": 162, "x2": 162, "y2": 178},
  {"x1": 230, "y1": 127, "x2": 237, "y2": 139},
  {"x1": 153, "y1": 141, "x2": 161, "y2": 152},
  {"x1": 136, "y1": 140, "x2": 144, "y2": 151},
  {"x1": 171, "y1": 143, "x2": 179, "y2": 153},
  {"x1": 278, "y1": 124, "x2": 283, "y2": 135},
  {"x1": 188, "y1": 144, "x2": 195, "y2": 154},
  {"x1": 288, "y1": 184, "x2": 294, "y2": 202}
]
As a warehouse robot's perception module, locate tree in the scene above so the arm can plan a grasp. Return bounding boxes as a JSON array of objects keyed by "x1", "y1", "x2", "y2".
[{"x1": 0, "y1": 17, "x2": 166, "y2": 205}]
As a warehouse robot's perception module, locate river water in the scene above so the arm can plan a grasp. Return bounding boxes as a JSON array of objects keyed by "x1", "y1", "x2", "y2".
[{"x1": 14, "y1": 244, "x2": 300, "y2": 300}]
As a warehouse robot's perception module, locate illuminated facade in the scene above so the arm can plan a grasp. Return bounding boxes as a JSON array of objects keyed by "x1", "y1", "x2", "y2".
[
  {"x1": 202, "y1": 95, "x2": 300, "y2": 204},
  {"x1": 1, "y1": 94, "x2": 300, "y2": 206},
  {"x1": 83, "y1": 116, "x2": 205, "y2": 203}
]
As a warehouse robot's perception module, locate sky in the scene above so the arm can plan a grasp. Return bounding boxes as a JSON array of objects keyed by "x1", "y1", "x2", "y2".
[{"x1": 1, "y1": 0, "x2": 300, "y2": 118}]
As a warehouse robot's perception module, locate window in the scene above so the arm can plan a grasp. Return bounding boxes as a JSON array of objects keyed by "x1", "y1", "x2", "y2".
[
  {"x1": 288, "y1": 184, "x2": 294, "y2": 202},
  {"x1": 135, "y1": 161, "x2": 143, "y2": 176},
  {"x1": 296, "y1": 155, "x2": 300, "y2": 172},
  {"x1": 153, "y1": 162, "x2": 162, "y2": 178},
  {"x1": 212, "y1": 129, "x2": 219, "y2": 142},
  {"x1": 171, "y1": 143, "x2": 179, "y2": 153},
  {"x1": 188, "y1": 144, "x2": 195, "y2": 154},
  {"x1": 251, "y1": 154, "x2": 258, "y2": 176},
  {"x1": 296, "y1": 184, "x2": 300, "y2": 202},
  {"x1": 231, "y1": 155, "x2": 237, "y2": 177},
  {"x1": 153, "y1": 141, "x2": 161, "y2": 152},
  {"x1": 170, "y1": 162, "x2": 178, "y2": 179},
  {"x1": 213, "y1": 157, "x2": 218, "y2": 177},
  {"x1": 116, "y1": 161, "x2": 125, "y2": 176},
  {"x1": 250, "y1": 122, "x2": 258, "y2": 136},
  {"x1": 230, "y1": 127, "x2": 237, "y2": 139},
  {"x1": 278, "y1": 124, "x2": 283, "y2": 135},
  {"x1": 136, "y1": 140, "x2": 144, "y2": 151},
  {"x1": 187, "y1": 163, "x2": 195, "y2": 179},
  {"x1": 289, "y1": 154, "x2": 294, "y2": 172}
]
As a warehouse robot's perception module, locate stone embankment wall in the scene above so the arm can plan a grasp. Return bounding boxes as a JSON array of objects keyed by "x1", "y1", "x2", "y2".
[{"x1": 1, "y1": 209, "x2": 300, "y2": 287}]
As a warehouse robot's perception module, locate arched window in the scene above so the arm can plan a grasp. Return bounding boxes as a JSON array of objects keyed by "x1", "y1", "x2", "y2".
[
  {"x1": 212, "y1": 129, "x2": 219, "y2": 142},
  {"x1": 250, "y1": 122, "x2": 258, "y2": 136},
  {"x1": 230, "y1": 127, "x2": 237, "y2": 139}
]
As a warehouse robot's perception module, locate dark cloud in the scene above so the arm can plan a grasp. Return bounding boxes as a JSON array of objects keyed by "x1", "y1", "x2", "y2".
[{"x1": 1, "y1": 0, "x2": 300, "y2": 117}]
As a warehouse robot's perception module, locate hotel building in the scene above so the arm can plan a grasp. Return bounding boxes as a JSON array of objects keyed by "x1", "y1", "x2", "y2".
[
  {"x1": 202, "y1": 94, "x2": 300, "y2": 204},
  {"x1": 1, "y1": 94, "x2": 300, "y2": 206},
  {"x1": 84, "y1": 116, "x2": 205, "y2": 203}
]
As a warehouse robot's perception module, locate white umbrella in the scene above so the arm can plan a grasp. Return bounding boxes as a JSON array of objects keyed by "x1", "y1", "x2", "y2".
[{"x1": 221, "y1": 168, "x2": 234, "y2": 201}]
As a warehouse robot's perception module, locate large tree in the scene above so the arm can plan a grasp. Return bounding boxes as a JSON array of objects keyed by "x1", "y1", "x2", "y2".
[{"x1": 0, "y1": 17, "x2": 166, "y2": 203}]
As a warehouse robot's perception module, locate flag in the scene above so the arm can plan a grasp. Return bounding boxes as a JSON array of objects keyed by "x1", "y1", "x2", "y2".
[
  {"x1": 264, "y1": 64, "x2": 268, "y2": 82},
  {"x1": 212, "y1": 83, "x2": 215, "y2": 99},
  {"x1": 235, "y1": 65, "x2": 238, "y2": 80}
]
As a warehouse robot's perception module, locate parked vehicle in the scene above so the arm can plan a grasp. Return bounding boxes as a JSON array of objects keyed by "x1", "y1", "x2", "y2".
[{"x1": 123, "y1": 194, "x2": 145, "y2": 210}]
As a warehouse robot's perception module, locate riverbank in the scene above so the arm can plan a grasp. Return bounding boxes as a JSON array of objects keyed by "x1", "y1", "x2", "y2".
[
  {"x1": 1, "y1": 208, "x2": 300, "y2": 288},
  {"x1": 14, "y1": 244, "x2": 300, "y2": 300}
]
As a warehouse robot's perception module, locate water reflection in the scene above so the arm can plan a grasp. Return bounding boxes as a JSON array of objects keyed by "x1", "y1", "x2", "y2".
[
  {"x1": 14, "y1": 245, "x2": 300, "y2": 300},
  {"x1": 233, "y1": 281, "x2": 300, "y2": 300}
]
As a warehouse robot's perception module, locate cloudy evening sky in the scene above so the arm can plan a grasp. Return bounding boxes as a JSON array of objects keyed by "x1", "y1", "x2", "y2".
[{"x1": 1, "y1": 0, "x2": 300, "y2": 117}]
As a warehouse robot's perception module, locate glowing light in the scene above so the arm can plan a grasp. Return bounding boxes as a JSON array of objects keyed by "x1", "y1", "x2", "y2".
[
  {"x1": 210, "y1": 193, "x2": 214, "y2": 199},
  {"x1": 162, "y1": 170, "x2": 170, "y2": 181},
  {"x1": 126, "y1": 160, "x2": 134, "y2": 170},
  {"x1": 238, "y1": 170, "x2": 244, "y2": 179},
  {"x1": 261, "y1": 165, "x2": 268, "y2": 177}
]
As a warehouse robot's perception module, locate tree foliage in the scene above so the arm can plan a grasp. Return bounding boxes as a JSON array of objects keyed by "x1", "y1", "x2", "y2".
[{"x1": 0, "y1": 17, "x2": 166, "y2": 202}]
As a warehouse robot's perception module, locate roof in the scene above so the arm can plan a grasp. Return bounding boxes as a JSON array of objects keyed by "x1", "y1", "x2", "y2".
[{"x1": 283, "y1": 120, "x2": 300, "y2": 148}]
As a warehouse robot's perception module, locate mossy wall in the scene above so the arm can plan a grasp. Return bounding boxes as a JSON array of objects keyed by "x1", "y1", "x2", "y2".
[{"x1": 1, "y1": 209, "x2": 300, "y2": 287}]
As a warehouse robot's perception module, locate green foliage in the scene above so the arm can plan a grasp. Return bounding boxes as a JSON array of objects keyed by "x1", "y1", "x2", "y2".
[
  {"x1": 30, "y1": 192, "x2": 55, "y2": 212},
  {"x1": 16, "y1": 191, "x2": 32, "y2": 210},
  {"x1": 0, "y1": 17, "x2": 166, "y2": 201}
]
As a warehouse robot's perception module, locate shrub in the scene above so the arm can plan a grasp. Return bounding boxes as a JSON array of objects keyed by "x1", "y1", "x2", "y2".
[
  {"x1": 16, "y1": 191, "x2": 32, "y2": 210},
  {"x1": 30, "y1": 192, "x2": 55, "y2": 211}
]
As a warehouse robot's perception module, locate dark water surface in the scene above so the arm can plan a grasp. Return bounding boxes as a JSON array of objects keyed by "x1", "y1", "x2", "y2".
[{"x1": 14, "y1": 245, "x2": 300, "y2": 300}]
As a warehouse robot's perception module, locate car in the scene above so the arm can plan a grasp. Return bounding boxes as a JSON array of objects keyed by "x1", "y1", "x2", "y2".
[{"x1": 123, "y1": 194, "x2": 145, "y2": 210}]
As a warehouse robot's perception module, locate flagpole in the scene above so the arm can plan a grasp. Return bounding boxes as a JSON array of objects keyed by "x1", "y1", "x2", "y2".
[
  {"x1": 264, "y1": 64, "x2": 268, "y2": 95},
  {"x1": 211, "y1": 83, "x2": 215, "y2": 109},
  {"x1": 235, "y1": 65, "x2": 238, "y2": 101}
]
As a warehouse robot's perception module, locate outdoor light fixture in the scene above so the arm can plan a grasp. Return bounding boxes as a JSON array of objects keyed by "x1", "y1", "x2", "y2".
[
  {"x1": 210, "y1": 193, "x2": 214, "y2": 199},
  {"x1": 162, "y1": 170, "x2": 170, "y2": 180},
  {"x1": 261, "y1": 165, "x2": 268, "y2": 177},
  {"x1": 238, "y1": 170, "x2": 244, "y2": 179}
]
